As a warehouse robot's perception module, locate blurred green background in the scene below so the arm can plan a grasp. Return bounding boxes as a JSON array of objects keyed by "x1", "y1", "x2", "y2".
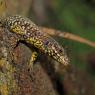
[{"x1": 2, "y1": 0, "x2": 95, "y2": 94}]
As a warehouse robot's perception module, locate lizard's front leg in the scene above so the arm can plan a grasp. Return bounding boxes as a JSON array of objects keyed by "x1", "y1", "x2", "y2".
[{"x1": 28, "y1": 51, "x2": 38, "y2": 72}]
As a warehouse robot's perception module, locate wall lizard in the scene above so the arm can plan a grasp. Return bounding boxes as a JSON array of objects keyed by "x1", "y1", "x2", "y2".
[{"x1": 1, "y1": 15, "x2": 69, "y2": 68}]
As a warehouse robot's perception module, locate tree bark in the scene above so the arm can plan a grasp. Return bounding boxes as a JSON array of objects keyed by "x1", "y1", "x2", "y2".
[{"x1": 0, "y1": 27, "x2": 60, "y2": 95}]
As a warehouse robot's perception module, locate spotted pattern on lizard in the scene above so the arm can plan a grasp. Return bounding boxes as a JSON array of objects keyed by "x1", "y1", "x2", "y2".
[{"x1": 1, "y1": 15, "x2": 69, "y2": 66}]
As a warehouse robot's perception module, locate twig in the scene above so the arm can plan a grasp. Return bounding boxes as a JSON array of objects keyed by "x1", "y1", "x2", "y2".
[{"x1": 41, "y1": 27, "x2": 95, "y2": 48}]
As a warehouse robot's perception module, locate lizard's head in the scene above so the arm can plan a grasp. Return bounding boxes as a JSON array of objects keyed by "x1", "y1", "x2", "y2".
[
  {"x1": 52, "y1": 45, "x2": 69, "y2": 66},
  {"x1": 46, "y1": 38, "x2": 69, "y2": 66}
]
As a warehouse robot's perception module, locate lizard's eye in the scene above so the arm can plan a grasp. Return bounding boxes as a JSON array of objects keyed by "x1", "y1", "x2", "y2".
[
  {"x1": 44, "y1": 40, "x2": 49, "y2": 45},
  {"x1": 59, "y1": 49, "x2": 63, "y2": 53}
]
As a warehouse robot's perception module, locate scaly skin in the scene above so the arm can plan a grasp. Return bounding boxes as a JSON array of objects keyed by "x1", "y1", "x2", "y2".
[{"x1": 1, "y1": 15, "x2": 69, "y2": 66}]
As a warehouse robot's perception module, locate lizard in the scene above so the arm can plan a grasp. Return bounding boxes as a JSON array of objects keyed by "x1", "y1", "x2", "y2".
[{"x1": 0, "y1": 15, "x2": 69, "y2": 70}]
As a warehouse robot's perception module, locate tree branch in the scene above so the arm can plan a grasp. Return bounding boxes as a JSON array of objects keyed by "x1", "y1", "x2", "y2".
[{"x1": 41, "y1": 27, "x2": 95, "y2": 48}]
